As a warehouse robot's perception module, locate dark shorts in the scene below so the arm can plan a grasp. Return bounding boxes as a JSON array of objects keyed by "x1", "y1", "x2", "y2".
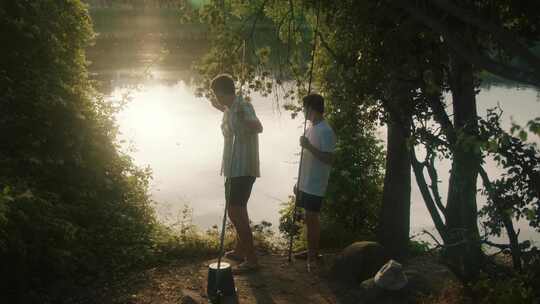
[
  {"x1": 296, "y1": 191, "x2": 324, "y2": 212},
  {"x1": 225, "y1": 176, "x2": 256, "y2": 207}
]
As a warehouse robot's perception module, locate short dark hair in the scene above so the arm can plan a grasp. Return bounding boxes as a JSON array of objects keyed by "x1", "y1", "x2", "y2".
[
  {"x1": 303, "y1": 93, "x2": 324, "y2": 114},
  {"x1": 211, "y1": 74, "x2": 235, "y2": 95}
]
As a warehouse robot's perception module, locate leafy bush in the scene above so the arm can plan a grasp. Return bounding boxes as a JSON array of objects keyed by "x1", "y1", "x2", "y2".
[
  {"x1": 0, "y1": 1, "x2": 158, "y2": 302},
  {"x1": 152, "y1": 205, "x2": 279, "y2": 262},
  {"x1": 409, "y1": 240, "x2": 432, "y2": 257},
  {"x1": 471, "y1": 274, "x2": 536, "y2": 304}
]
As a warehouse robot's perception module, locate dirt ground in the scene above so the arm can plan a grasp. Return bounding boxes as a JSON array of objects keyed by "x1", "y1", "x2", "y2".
[
  {"x1": 205, "y1": 253, "x2": 340, "y2": 304},
  {"x1": 71, "y1": 252, "x2": 453, "y2": 304}
]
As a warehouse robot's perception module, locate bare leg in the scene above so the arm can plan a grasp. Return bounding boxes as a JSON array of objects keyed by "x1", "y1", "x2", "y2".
[
  {"x1": 228, "y1": 205, "x2": 258, "y2": 265},
  {"x1": 227, "y1": 207, "x2": 244, "y2": 257},
  {"x1": 305, "y1": 210, "x2": 320, "y2": 261}
]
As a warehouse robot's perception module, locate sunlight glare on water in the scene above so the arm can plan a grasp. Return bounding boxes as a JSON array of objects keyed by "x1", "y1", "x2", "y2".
[{"x1": 113, "y1": 80, "x2": 303, "y2": 228}]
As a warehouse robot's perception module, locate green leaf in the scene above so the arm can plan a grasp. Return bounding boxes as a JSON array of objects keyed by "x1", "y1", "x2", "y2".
[
  {"x1": 518, "y1": 130, "x2": 528, "y2": 141},
  {"x1": 525, "y1": 209, "x2": 536, "y2": 221},
  {"x1": 487, "y1": 140, "x2": 499, "y2": 153},
  {"x1": 510, "y1": 122, "x2": 521, "y2": 135}
]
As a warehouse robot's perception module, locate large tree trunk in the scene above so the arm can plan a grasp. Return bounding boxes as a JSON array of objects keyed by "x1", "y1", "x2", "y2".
[
  {"x1": 378, "y1": 102, "x2": 411, "y2": 259},
  {"x1": 445, "y1": 52, "x2": 482, "y2": 281}
]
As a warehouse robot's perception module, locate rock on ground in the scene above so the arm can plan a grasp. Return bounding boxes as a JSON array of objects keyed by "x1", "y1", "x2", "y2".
[{"x1": 330, "y1": 241, "x2": 389, "y2": 283}]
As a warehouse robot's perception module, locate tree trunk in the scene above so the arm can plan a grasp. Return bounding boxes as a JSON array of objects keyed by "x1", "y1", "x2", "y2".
[
  {"x1": 478, "y1": 167, "x2": 522, "y2": 271},
  {"x1": 378, "y1": 104, "x2": 411, "y2": 259},
  {"x1": 445, "y1": 52, "x2": 482, "y2": 281}
]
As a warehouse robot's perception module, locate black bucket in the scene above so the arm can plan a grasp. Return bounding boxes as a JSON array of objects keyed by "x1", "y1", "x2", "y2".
[{"x1": 207, "y1": 262, "x2": 236, "y2": 303}]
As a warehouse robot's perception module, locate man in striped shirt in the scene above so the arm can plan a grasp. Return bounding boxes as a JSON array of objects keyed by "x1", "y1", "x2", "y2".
[{"x1": 210, "y1": 74, "x2": 262, "y2": 272}]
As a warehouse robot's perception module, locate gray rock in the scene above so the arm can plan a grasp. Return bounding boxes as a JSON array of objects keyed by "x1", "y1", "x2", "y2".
[
  {"x1": 401, "y1": 255, "x2": 457, "y2": 295},
  {"x1": 400, "y1": 269, "x2": 430, "y2": 294},
  {"x1": 351, "y1": 255, "x2": 458, "y2": 303},
  {"x1": 331, "y1": 241, "x2": 389, "y2": 283},
  {"x1": 374, "y1": 260, "x2": 408, "y2": 290}
]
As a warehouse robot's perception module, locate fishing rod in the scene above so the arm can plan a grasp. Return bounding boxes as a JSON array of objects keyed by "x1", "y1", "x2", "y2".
[
  {"x1": 210, "y1": 38, "x2": 248, "y2": 304},
  {"x1": 215, "y1": 38, "x2": 247, "y2": 274},
  {"x1": 287, "y1": 0, "x2": 321, "y2": 263}
]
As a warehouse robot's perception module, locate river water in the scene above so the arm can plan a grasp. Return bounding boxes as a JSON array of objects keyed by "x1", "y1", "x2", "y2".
[{"x1": 88, "y1": 8, "x2": 540, "y2": 245}]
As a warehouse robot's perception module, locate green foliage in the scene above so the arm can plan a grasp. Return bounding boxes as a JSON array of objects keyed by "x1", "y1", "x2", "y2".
[
  {"x1": 510, "y1": 117, "x2": 540, "y2": 143},
  {"x1": 478, "y1": 108, "x2": 540, "y2": 235},
  {"x1": 472, "y1": 274, "x2": 536, "y2": 304},
  {"x1": 252, "y1": 219, "x2": 280, "y2": 252},
  {"x1": 278, "y1": 197, "x2": 306, "y2": 251},
  {"x1": 190, "y1": 0, "x2": 313, "y2": 101},
  {"x1": 318, "y1": 47, "x2": 386, "y2": 246},
  {"x1": 153, "y1": 204, "x2": 278, "y2": 262},
  {"x1": 150, "y1": 206, "x2": 225, "y2": 260},
  {"x1": 0, "y1": 1, "x2": 159, "y2": 301},
  {"x1": 408, "y1": 240, "x2": 432, "y2": 257},
  {"x1": 527, "y1": 117, "x2": 540, "y2": 138}
]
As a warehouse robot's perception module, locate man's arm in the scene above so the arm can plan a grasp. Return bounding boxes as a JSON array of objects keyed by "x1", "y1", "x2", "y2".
[
  {"x1": 240, "y1": 103, "x2": 263, "y2": 133},
  {"x1": 300, "y1": 136, "x2": 333, "y2": 165},
  {"x1": 244, "y1": 120, "x2": 263, "y2": 133}
]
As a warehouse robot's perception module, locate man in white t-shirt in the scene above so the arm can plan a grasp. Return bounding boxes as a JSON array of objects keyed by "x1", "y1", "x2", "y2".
[{"x1": 295, "y1": 93, "x2": 337, "y2": 268}]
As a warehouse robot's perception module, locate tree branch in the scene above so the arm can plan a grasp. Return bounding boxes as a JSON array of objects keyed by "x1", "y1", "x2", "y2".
[
  {"x1": 392, "y1": 0, "x2": 540, "y2": 87},
  {"x1": 233, "y1": 0, "x2": 269, "y2": 54},
  {"x1": 430, "y1": 0, "x2": 540, "y2": 72},
  {"x1": 411, "y1": 148, "x2": 449, "y2": 242},
  {"x1": 478, "y1": 165, "x2": 523, "y2": 271},
  {"x1": 420, "y1": 229, "x2": 469, "y2": 249},
  {"x1": 428, "y1": 94, "x2": 456, "y2": 147},
  {"x1": 316, "y1": 31, "x2": 350, "y2": 67},
  {"x1": 426, "y1": 152, "x2": 446, "y2": 216}
]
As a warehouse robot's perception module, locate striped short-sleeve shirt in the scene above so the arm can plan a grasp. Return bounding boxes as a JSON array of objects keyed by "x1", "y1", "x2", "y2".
[{"x1": 221, "y1": 96, "x2": 261, "y2": 178}]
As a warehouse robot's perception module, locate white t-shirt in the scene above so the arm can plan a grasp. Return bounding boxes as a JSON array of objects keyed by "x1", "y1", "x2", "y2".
[{"x1": 298, "y1": 120, "x2": 337, "y2": 197}]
